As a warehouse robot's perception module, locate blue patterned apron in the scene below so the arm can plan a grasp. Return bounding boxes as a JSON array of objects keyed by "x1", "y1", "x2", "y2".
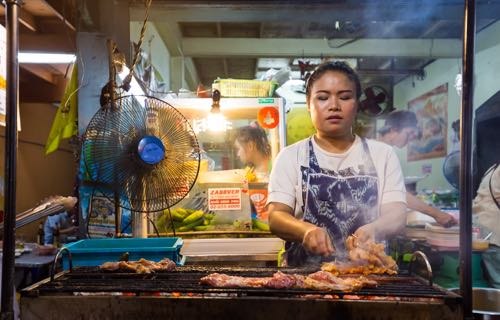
[{"x1": 285, "y1": 137, "x2": 379, "y2": 266}]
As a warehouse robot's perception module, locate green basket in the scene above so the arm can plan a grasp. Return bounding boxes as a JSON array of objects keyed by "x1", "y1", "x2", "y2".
[{"x1": 212, "y1": 79, "x2": 277, "y2": 97}]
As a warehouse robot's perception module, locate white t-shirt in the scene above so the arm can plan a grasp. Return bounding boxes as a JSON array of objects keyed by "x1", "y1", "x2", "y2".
[
  {"x1": 267, "y1": 135, "x2": 406, "y2": 219},
  {"x1": 473, "y1": 164, "x2": 500, "y2": 247}
]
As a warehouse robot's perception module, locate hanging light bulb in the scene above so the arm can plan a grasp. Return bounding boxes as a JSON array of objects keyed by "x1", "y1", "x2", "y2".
[{"x1": 206, "y1": 89, "x2": 227, "y2": 132}]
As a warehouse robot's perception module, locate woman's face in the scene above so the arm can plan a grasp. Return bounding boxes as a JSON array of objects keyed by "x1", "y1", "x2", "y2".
[
  {"x1": 235, "y1": 139, "x2": 251, "y2": 164},
  {"x1": 307, "y1": 71, "x2": 358, "y2": 138}
]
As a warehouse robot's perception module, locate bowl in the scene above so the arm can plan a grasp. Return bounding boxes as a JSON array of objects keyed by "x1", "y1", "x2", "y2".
[{"x1": 450, "y1": 288, "x2": 500, "y2": 319}]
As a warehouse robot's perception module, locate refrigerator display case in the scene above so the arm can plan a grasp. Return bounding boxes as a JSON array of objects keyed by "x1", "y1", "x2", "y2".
[{"x1": 153, "y1": 97, "x2": 286, "y2": 238}]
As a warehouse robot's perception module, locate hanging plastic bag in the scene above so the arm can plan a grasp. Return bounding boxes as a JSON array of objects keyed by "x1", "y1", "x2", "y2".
[{"x1": 45, "y1": 64, "x2": 78, "y2": 155}]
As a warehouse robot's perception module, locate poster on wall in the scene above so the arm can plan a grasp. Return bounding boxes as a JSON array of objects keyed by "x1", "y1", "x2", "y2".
[
  {"x1": 407, "y1": 83, "x2": 448, "y2": 161},
  {"x1": 87, "y1": 196, "x2": 116, "y2": 238}
]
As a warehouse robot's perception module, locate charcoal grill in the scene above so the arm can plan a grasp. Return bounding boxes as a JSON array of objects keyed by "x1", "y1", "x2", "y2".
[{"x1": 21, "y1": 265, "x2": 462, "y2": 320}]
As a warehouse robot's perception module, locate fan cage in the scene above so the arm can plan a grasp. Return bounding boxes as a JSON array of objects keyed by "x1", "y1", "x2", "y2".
[{"x1": 82, "y1": 95, "x2": 201, "y2": 213}]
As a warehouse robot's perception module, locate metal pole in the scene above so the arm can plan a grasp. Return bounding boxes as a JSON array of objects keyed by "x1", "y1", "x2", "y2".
[
  {"x1": 106, "y1": 39, "x2": 122, "y2": 236},
  {"x1": 459, "y1": 0, "x2": 475, "y2": 319},
  {"x1": 1, "y1": 1, "x2": 21, "y2": 319}
]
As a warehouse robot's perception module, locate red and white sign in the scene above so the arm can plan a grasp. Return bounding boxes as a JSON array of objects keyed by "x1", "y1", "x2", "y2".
[
  {"x1": 208, "y1": 188, "x2": 242, "y2": 211},
  {"x1": 257, "y1": 106, "x2": 279, "y2": 129}
]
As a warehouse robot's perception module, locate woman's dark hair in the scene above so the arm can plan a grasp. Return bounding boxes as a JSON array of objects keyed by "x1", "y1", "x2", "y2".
[
  {"x1": 235, "y1": 122, "x2": 271, "y2": 157},
  {"x1": 305, "y1": 61, "x2": 362, "y2": 101}
]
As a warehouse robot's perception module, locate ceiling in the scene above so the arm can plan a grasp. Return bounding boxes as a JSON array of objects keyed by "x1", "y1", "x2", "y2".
[
  {"x1": 129, "y1": 0, "x2": 499, "y2": 99},
  {"x1": 0, "y1": 0, "x2": 77, "y2": 103},
  {"x1": 3, "y1": 0, "x2": 500, "y2": 104}
]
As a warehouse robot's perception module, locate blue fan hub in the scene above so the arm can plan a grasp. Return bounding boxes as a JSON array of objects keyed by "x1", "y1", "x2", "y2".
[{"x1": 137, "y1": 135, "x2": 165, "y2": 165}]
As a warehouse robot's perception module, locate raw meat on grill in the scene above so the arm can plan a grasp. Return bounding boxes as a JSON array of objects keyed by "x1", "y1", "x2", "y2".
[
  {"x1": 200, "y1": 273, "x2": 269, "y2": 288},
  {"x1": 99, "y1": 258, "x2": 176, "y2": 274},
  {"x1": 304, "y1": 271, "x2": 377, "y2": 291},
  {"x1": 264, "y1": 271, "x2": 299, "y2": 289},
  {"x1": 200, "y1": 271, "x2": 298, "y2": 289},
  {"x1": 200, "y1": 271, "x2": 377, "y2": 292}
]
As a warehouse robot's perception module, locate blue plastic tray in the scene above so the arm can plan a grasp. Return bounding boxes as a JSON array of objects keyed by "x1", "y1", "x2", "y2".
[{"x1": 61, "y1": 237, "x2": 185, "y2": 270}]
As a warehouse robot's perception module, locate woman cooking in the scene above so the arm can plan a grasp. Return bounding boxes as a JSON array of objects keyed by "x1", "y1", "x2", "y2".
[{"x1": 267, "y1": 61, "x2": 407, "y2": 266}]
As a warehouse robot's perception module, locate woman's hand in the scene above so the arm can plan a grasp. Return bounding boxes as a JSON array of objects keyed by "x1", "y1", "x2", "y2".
[
  {"x1": 353, "y1": 224, "x2": 376, "y2": 244},
  {"x1": 302, "y1": 226, "x2": 335, "y2": 257},
  {"x1": 434, "y1": 211, "x2": 457, "y2": 228}
]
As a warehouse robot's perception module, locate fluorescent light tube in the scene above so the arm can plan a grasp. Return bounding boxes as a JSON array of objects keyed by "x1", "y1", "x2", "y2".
[{"x1": 18, "y1": 52, "x2": 76, "y2": 64}]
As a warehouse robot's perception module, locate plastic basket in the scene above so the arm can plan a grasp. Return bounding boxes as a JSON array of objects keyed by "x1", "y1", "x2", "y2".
[
  {"x1": 212, "y1": 79, "x2": 277, "y2": 97},
  {"x1": 60, "y1": 237, "x2": 185, "y2": 270}
]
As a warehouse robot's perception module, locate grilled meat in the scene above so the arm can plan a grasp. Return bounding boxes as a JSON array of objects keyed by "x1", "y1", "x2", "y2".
[
  {"x1": 305, "y1": 271, "x2": 377, "y2": 292},
  {"x1": 200, "y1": 271, "x2": 298, "y2": 289},
  {"x1": 321, "y1": 261, "x2": 397, "y2": 275},
  {"x1": 200, "y1": 270, "x2": 377, "y2": 292},
  {"x1": 99, "y1": 258, "x2": 176, "y2": 274},
  {"x1": 265, "y1": 271, "x2": 299, "y2": 289},
  {"x1": 200, "y1": 273, "x2": 270, "y2": 288},
  {"x1": 322, "y1": 236, "x2": 398, "y2": 275}
]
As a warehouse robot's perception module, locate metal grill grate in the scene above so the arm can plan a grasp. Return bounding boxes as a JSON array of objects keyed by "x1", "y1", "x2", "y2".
[{"x1": 24, "y1": 266, "x2": 459, "y2": 302}]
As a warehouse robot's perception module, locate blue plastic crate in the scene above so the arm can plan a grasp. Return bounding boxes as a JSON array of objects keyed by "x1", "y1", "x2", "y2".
[{"x1": 60, "y1": 237, "x2": 185, "y2": 270}]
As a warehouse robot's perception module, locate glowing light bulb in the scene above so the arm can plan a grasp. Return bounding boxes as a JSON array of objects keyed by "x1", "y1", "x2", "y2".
[{"x1": 206, "y1": 111, "x2": 226, "y2": 132}]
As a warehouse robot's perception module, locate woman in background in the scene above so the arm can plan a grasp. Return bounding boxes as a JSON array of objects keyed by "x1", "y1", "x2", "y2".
[{"x1": 234, "y1": 123, "x2": 272, "y2": 174}]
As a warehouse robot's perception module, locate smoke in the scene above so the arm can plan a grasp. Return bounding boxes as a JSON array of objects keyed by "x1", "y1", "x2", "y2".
[{"x1": 359, "y1": 1, "x2": 447, "y2": 25}]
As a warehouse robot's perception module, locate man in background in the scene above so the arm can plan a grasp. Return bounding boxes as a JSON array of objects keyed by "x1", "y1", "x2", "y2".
[
  {"x1": 42, "y1": 196, "x2": 78, "y2": 245},
  {"x1": 473, "y1": 163, "x2": 500, "y2": 288},
  {"x1": 378, "y1": 110, "x2": 457, "y2": 227}
]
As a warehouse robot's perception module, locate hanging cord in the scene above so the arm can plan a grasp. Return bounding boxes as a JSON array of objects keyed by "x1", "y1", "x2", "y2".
[
  {"x1": 85, "y1": 188, "x2": 97, "y2": 239},
  {"x1": 120, "y1": 214, "x2": 132, "y2": 235},
  {"x1": 60, "y1": 0, "x2": 84, "y2": 115},
  {"x1": 122, "y1": 0, "x2": 153, "y2": 91},
  {"x1": 134, "y1": 76, "x2": 178, "y2": 96},
  {"x1": 147, "y1": 214, "x2": 160, "y2": 237},
  {"x1": 165, "y1": 207, "x2": 176, "y2": 237}
]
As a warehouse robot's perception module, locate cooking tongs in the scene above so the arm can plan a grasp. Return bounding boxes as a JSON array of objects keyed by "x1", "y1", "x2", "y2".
[{"x1": 0, "y1": 201, "x2": 66, "y2": 233}]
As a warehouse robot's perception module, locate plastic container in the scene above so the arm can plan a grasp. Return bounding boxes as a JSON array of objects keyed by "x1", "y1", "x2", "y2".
[
  {"x1": 61, "y1": 237, "x2": 185, "y2": 270},
  {"x1": 472, "y1": 239, "x2": 490, "y2": 251},
  {"x1": 212, "y1": 79, "x2": 277, "y2": 97}
]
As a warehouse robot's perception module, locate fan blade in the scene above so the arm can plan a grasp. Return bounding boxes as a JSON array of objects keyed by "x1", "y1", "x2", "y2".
[
  {"x1": 375, "y1": 92, "x2": 387, "y2": 103},
  {"x1": 364, "y1": 87, "x2": 376, "y2": 99}
]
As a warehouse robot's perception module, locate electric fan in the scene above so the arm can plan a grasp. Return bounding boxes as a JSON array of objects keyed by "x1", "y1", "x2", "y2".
[
  {"x1": 443, "y1": 150, "x2": 460, "y2": 189},
  {"x1": 359, "y1": 85, "x2": 394, "y2": 117},
  {"x1": 82, "y1": 95, "x2": 200, "y2": 236}
]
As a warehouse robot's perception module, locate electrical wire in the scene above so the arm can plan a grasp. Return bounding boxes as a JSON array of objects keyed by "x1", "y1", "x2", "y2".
[
  {"x1": 121, "y1": 219, "x2": 132, "y2": 235},
  {"x1": 123, "y1": 0, "x2": 153, "y2": 90},
  {"x1": 165, "y1": 206, "x2": 176, "y2": 237},
  {"x1": 132, "y1": 73, "x2": 211, "y2": 98},
  {"x1": 59, "y1": 0, "x2": 84, "y2": 115},
  {"x1": 85, "y1": 188, "x2": 97, "y2": 239},
  {"x1": 147, "y1": 214, "x2": 160, "y2": 238}
]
